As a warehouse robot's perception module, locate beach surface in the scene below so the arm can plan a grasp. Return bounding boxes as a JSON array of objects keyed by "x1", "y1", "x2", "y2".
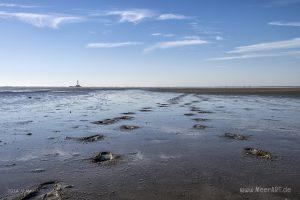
[{"x1": 0, "y1": 87, "x2": 299, "y2": 200}]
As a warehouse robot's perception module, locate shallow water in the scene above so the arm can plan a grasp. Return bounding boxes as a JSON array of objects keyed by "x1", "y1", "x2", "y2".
[{"x1": 0, "y1": 88, "x2": 299, "y2": 199}]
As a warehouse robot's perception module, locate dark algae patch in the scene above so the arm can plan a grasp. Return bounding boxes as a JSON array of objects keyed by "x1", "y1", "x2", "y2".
[
  {"x1": 192, "y1": 118, "x2": 209, "y2": 122},
  {"x1": 224, "y1": 132, "x2": 249, "y2": 140},
  {"x1": 66, "y1": 134, "x2": 104, "y2": 142},
  {"x1": 184, "y1": 113, "x2": 196, "y2": 116},
  {"x1": 10, "y1": 181, "x2": 73, "y2": 200},
  {"x1": 91, "y1": 115, "x2": 134, "y2": 125},
  {"x1": 91, "y1": 152, "x2": 121, "y2": 164},
  {"x1": 244, "y1": 148, "x2": 273, "y2": 160},
  {"x1": 114, "y1": 115, "x2": 134, "y2": 120},
  {"x1": 120, "y1": 125, "x2": 140, "y2": 130},
  {"x1": 139, "y1": 108, "x2": 152, "y2": 112},
  {"x1": 91, "y1": 118, "x2": 117, "y2": 125},
  {"x1": 193, "y1": 124, "x2": 207, "y2": 129},
  {"x1": 197, "y1": 110, "x2": 213, "y2": 114},
  {"x1": 92, "y1": 152, "x2": 113, "y2": 162},
  {"x1": 122, "y1": 112, "x2": 135, "y2": 115}
]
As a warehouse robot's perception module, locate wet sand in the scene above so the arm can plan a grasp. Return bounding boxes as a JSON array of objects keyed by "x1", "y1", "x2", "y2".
[{"x1": 0, "y1": 88, "x2": 299, "y2": 199}]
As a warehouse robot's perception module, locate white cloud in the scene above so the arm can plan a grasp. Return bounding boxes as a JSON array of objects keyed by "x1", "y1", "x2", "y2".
[
  {"x1": 151, "y1": 32, "x2": 175, "y2": 37},
  {"x1": 0, "y1": 3, "x2": 37, "y2": 8},
  {"x1": 269, "y1": 0, "x2": 300, "y2": 6},
  {"x1": 0, "y1": 11, "x2": 84, "y2": 28},
  {"x1": 144, "y1": 39, "x2": 207, "y2": 53},
  {"x1": 182, "y1": 36, "x2": 200, "y2": 40},
  {"x1": 157, "y1": 13, "x2": 189, "y2": 20},
  {"x1": 86, "y1": 42, "x2": 142, "y2": 48},
  {"x1": 215, "y1": 36, "x2": 223, "y2": 41},
  {"x1": 269, "y1": 21, "x2": 300, "y2": 27},
  {"x1": 104, "y1": 9, "x2": 155, "y2": 24},
  {"x1": 209, "y1": 54, "x2": 275, "y2": 61},
  {"x1": 102, "y1": 9, "x2": 188, "y2": 24},
  {"x1": 228, "y1": 38, "x2": 300, "y2": 53},
  {"x1": 209, "y1": 38, "x2": 300, "y2": 61},
  {"x1": 208, "y1": 51, "x2": 300, "y2": 61}
]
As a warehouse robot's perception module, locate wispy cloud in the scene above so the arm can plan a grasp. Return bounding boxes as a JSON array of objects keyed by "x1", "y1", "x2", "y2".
[
  {"x1": 0, "y1": 11, "x2": 84, "y2": 28},
  {"x1": 144, "y1": 39, "x2": 207, "y2": 53},
  {"x1": 209, "y1": 54, "x2": 277, "y2": 61},
  {"x1": 269, "y1": 21, "x2": 300, "y2": 27},
  {"x1": 157, "y1": 13, "x2": 189, "y2": 20},
  {"x1": 101, "y1": 9, "x2": 188, "y2": 24},
  {"x1": 215, "y1": 36, "x2": 224, "y2": 41},
  {"x1": 0, "y1": 3, "x2": 37, "y2": 8},
  {"x1": 208, "y1": 51, "x2": 300, "y2": 61},
  {"x1": 182, "y1": 36, "x2": 201, "y2": 40},
  {"x1": 228, "y1": 38, "x2": 300, "y2": 53},
  {"x1": 151, "y1": 32, "x2": 175, "y2": 37},
  {"x1": 209, "y1": 38, "x2": 300, "y2": 61},
  {"x1": 268, "y1": 0, "x2": 300, "y2": 6},
  {"x1": 189, "y1": 21, "x2": 222, "y2": 37},
  {"x1": 103, "y1": 9, "x2": 155, "y2": 24},
  {"x1": 86, "y1": 42, "x2": 142, "y2": 48}
]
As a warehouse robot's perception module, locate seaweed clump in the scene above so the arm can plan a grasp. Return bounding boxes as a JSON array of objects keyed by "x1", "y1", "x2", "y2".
[
  {"x1": 120, "y1": 125, "x2": 140, "y2": 130},
  {"x1": 66, "y1": 134, "x2": 104, "y2": 142},
  {"x1": 224, "y1": 133, "x2": 249, "y2": 140},
  {"x1": 244, "y1": 148, "x2": 273, "y2": 160},
  {"x1": 193, "y1": 124, "x2": 207, "y2": 129}
]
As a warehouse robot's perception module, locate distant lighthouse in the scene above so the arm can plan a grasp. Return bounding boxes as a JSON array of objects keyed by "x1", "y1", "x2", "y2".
[
  {"x1": 75, "y1": 80, "x2": 82, "y2": 87},
  {"x1": 69, "y1": 80, "x2": 82, "y2": 88}
]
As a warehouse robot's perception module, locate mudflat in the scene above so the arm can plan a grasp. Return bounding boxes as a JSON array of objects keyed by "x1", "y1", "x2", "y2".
[{"x1": 0, "y1": 88, "x2": 299, "y2": 200}]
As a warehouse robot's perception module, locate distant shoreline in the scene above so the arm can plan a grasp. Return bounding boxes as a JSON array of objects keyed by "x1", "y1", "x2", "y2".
[
  {"x1": 145, "y1": 87, "x2": 300, "y2": 95},
  {"x1": 1, "y1": 86, "x2": 300, "y2": 95}
]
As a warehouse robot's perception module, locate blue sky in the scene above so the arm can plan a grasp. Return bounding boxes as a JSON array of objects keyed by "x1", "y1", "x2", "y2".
[{"x1": 0, "y1": 0, "x2": 300, "y2": 87}]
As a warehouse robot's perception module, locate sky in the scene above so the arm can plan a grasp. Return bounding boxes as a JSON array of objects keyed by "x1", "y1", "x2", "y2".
[{"x1": 0, "y1": 0, "x2": 300, "y2": 87}]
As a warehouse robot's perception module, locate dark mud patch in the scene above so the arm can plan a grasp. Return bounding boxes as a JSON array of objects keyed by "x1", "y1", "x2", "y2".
[
  {"x1": 184, "y1": 113, "x2": 196, "y2": 116},
  {"x1": 71, "y1": 125, "x2": 80, "y2": 129},
  {"x1": 91, "y1": 152, "x2": 121, "y2": 165},
  {"x1": 192, "y1": 118, "x2": 209, "y2": 122},
  {"x1": 193, "y1": 124, "x2": 207, "y2": 129},
  {"x1": 244, "y1": 148, "x2": 273, "y2": 160},
  {"x1": 9, "y1": 181, "x2": 73, "y2": 200},
  {"x1": 190, "y1": 107, "x2": 201, "y2": 112},
  {"x1": 46, "y1": 137, "x2": 57, "y2": 140},
  {"x1": 2, "y1": 163, "x2": 16, "y2": 167},
  {"x1": 91, "y1": 115, "x2": 134, "y2": 125},
  {"x1": 198, "y1": 110, "x2": 213, "y2": 114},
  {"x1": 120, "y1": 125, "x2": 140, "y2": 130},
  {"x1": 224, "y1": 133, "x2": 249, "y2": 140},
  {"x1": 66, "y1": 134, "x2": 104, "y2": 142},
  {"x1": 30, "y1": 168, "x2": 46, "y2": 173},
  {"x1": 139, "y1": 108, "x2": 152, "y2": 112},
  {"x1": 122, "y1": 112, "x2": 135, "y2": 115},
  {"x1": 91, "y1": 118, "x2": 118, "y2": 125},
  {"x1": 197, "y1": 110, "x2": 213, "y2": 114},
  {"x1": 16, "y1": 120, "x2": 34, "y2": 125},
  {"x1": 114, "y1": 116, "x2": 134, "y2": 120},
  {"x1": 157, "y1": 103, "x2": 169, "y2": 107}
]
